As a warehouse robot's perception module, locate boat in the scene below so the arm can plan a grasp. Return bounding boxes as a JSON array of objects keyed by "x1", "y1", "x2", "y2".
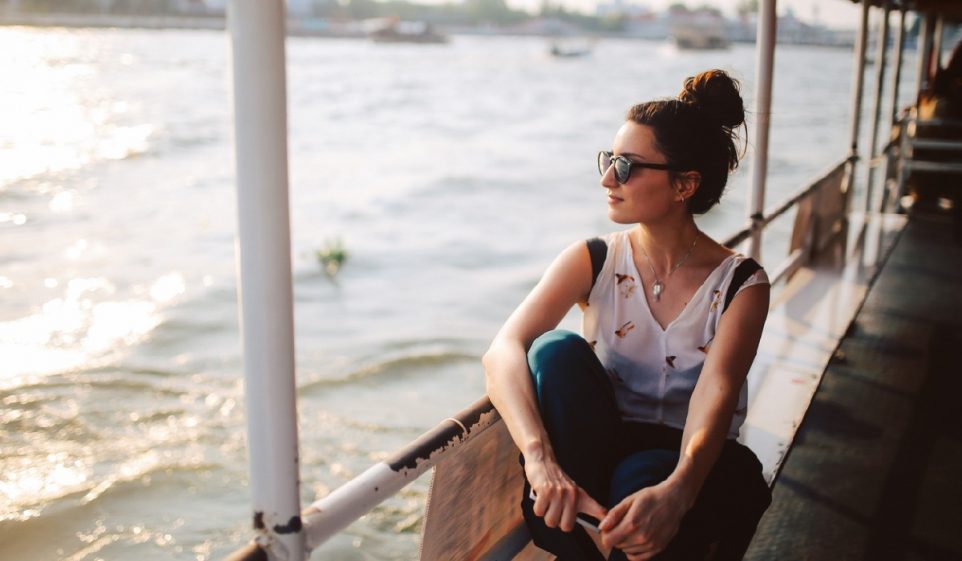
[
  {"x1": 368, "y1": 18, "x2": 448, "y2": 44},
  {"x1": 548, "y1": 37, "x2": 594, "y2": 58},
  {"x1": 221, "y1": 1, "x2": 962, "y2": 560},
  {"x1": 668, "y1": 7, "x2": 729, "y2": 49}
]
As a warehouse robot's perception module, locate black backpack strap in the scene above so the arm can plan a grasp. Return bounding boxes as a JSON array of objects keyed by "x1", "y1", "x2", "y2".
[
  {"x1": 722, "y1": 258, "x2": 763, "y2": 314},
  {"x1": 586, "y1": 237, "x2": 608, "y2": 291}
]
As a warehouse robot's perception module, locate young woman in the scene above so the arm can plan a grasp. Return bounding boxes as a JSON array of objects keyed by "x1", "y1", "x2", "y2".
[{"x1": 483, "y1": 69, "x2": 772, "y2": 561}]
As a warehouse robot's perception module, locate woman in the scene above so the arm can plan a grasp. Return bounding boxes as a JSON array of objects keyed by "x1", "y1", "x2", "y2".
[{"x1": 483, "y1": 69, "x2": 772, "y2": 561}]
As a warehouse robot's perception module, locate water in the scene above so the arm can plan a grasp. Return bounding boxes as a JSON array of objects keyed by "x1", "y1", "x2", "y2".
[{"x1": 0, "y1": 26, "x2": 915, "y2": 560}]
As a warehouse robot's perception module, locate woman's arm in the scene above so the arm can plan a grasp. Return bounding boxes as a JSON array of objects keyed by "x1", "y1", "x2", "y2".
[
  {"x1": 483, "y1": 240, "x2": 608, "y2": 532},
  {"x1": 599, "y1": 282, "x2": 770, "y2": 560}
]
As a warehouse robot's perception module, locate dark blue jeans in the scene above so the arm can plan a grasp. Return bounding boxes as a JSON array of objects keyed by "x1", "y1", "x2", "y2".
[{"x1": 521, "y1": 330, "x2": 771, "y2": 561}]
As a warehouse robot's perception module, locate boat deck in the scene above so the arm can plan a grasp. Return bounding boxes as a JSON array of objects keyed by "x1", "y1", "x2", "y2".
[{"x1": 745, "y1": 210, "x2": 962, "y2": 560}]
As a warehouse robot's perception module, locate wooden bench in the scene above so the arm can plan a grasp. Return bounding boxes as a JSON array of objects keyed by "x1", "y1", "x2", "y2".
[{"x1": 893, "y1": 114, "x2": 962, "y2": 217}]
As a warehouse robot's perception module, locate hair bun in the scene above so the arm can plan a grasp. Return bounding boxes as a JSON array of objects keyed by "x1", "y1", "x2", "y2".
[{"x1": 678, "y1": 69, "x2": 745, "y2": 130}]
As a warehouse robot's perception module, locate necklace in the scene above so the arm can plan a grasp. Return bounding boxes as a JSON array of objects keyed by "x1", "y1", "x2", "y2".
[{"x1": 638, "y1": 232, "x2": 699, "y2": 303}]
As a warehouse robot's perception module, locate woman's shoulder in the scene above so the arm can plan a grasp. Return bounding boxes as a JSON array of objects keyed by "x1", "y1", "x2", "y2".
[
  {"x1": 691, "y1": 234, "x2": 737, "y2": 272},
  {"x1": 693, "y1": 236, "x2": 769, "y2": 292},
  {"x1": 578, "y1": 230, "x2": 631, "y2": 262},
  {"x1": 588, "y1": 229, "x2": 631, "y2": 244}
]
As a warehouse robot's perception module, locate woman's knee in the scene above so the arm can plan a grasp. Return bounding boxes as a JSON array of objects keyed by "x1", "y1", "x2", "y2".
[
  {"x1": 529, "y1": 330, "x2": 591, "y2": 367},
  {"x1": 527, "y1": 330, "x2": 595, "y2": 386}
]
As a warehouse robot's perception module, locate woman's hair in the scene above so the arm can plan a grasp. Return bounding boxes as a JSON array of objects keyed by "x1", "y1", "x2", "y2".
[{"x1": 626, "y1": 69, "x2": 746, "y2": 214}]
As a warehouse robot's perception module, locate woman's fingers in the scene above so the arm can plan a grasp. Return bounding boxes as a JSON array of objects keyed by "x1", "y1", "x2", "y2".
[
  {"x1": 576, "y1": 489, "x2": 607, "y2": 520},
  {"x1": 619, "y1": 537, "x2": 658, "y2": 561},
  {"x1": 533, "y1": 483, "x2": 583, "y2": 531},
  {"x1": 558, "y1": 487, "x2": 579, "y2": 532},
  {"x1": 598, "y1": 499, "x2": 627, "y2": 533},
  {"x1": 542, "y1": 492, "x2": 564, "y2": 529},
  {"x1": 531, "y1": 487, "x2": 547, "y2": 518},
  {"x1": 602, "y1": 498, "x2": 648, "y2": 550},
  {"x1": 621, "y1": 540, "x2": 655, "y2": 555}
]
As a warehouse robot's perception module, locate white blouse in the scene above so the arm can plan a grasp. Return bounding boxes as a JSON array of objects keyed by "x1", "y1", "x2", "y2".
[{"x1": 582, "y1": 230, "x2": 769, "y2": 439}]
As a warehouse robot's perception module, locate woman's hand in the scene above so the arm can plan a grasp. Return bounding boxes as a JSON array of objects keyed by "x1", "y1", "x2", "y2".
[
  {"x1": 525, "y1": 450, "x2": 607, "y2": 533},
  {"x1": 598, "y1": 481, "x2": 691, "y2": 561}
]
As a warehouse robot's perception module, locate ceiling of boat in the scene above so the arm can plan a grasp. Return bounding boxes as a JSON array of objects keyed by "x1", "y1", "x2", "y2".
[{"x1": 848, "y1": 0, "x2": 962, "y2": 19}]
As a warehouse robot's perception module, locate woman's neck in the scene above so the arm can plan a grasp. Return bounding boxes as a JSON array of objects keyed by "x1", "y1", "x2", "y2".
[{"x1": 633, "y1": 218, "x2": 701, "y2": 275}]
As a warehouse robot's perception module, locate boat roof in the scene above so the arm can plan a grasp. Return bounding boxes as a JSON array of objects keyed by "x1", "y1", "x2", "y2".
[{"x1": 847, "y1": 0, "x2": 962, "y2": 19}]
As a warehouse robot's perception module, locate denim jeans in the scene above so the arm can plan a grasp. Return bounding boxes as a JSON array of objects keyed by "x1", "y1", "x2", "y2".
[{"x1": 520, "y1": 330, "x2": 771, "y2": 561}]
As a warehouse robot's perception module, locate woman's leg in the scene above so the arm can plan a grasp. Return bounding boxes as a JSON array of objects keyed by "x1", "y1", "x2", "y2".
[
  {"x1": 603, "y1": 426, "x2": 769, "y2": 561},
  {"x1": 606, "y1": 448, "x2": 703, "y2": 561},
  {"x1": 521, "y1": 330, "x2": 623, "y2": 561},
  {"x1": 685, "y1": 441, "x2": 771, "y2": 561}
]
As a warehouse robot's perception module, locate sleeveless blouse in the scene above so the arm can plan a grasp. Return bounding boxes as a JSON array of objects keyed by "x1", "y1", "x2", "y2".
[{"x1": 582, "y1": 230, "x2": 770, "y2": 439}]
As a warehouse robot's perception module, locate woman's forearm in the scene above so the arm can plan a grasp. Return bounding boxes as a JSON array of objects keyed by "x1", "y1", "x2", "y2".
[
  {"x1": 667, "y1": 284, "x2": 769, "y2": 508},
  {"x1": 483, "y1": 338, "x2": 556, "y2": 464},
  {"x1": 665, "y1": 379, "x2": 739, "y2": 508}
]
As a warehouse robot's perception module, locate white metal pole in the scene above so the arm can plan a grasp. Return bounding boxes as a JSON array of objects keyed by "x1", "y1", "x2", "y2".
[
  {"x1": 747, "y1": 0, "x2": 777, "y2": 262},
  {"x1": 882, "y1": 9, "x2": 907, "y2": 214},
  {"x1": 843, "y1": 0, "x2": 870, "y2": 207},
  {"x1": 889, "y1": 9, "x2": 906, "y2": 126},
  {"x1": 932, "y1": 16, "x2": 944, "y2": 72},
  {"x1": 227, "y1": 2, "x2": 306, "y2": 560},
  {"x1": 916, "y1": 15, "x2": 934, "y2": 99},
  {"x1": 865, "y1": 2, "x2": 890, "y2": 212},
  {"x1": 848, "y1": 1, "x2": 870, "y2": 158}
]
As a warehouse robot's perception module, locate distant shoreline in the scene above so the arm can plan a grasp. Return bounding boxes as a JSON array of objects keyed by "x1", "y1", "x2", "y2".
[
  {"x1": 0, "y1": 12, "x2": 226, "y2": 32},
  {"x1": 0, "y1": 12, "x2": 372, "y2": 38},
  {"x1": 0, "y1": 11, "x2": 855, "y2": 48}
]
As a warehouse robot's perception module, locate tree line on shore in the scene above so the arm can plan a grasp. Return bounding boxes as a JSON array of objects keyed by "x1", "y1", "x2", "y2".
[{"x1": 7, "y1": 0, "x2": 680, "y2": 32}]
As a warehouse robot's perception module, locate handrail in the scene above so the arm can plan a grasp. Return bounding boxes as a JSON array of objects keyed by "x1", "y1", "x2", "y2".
[
  {"x1": 301, "y1": 396, "x2": 500, "y2": 550},
  {"x1": 910, "y1": 117, "x2": 962, "y2": 129},
  {"x1": 722, "y1": 156, "x2": 855, "y2": 250}
]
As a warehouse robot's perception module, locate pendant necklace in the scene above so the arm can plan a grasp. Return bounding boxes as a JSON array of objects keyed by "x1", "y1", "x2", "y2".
[{"x1": 639, "y1": 232, "x2": 699, "y2": 303}]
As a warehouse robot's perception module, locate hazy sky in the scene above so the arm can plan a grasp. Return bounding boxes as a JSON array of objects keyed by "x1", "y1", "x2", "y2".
[{"x1": 510, "y1": 0, "x2": 865, "y2": 29}]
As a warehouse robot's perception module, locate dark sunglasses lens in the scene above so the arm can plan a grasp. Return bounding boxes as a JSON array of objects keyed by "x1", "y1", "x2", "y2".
[
  {"x1": 598, "y1": 152, "x2": 611, "y2": 176},
  {"x1": 614, "y1": 158, "x2": 630, "y2": 183}
]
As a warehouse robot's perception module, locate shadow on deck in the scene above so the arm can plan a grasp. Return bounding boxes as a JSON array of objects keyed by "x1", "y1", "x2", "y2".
[{"x1": 745, "y1": 211, "x2": 962, "y2": 561}]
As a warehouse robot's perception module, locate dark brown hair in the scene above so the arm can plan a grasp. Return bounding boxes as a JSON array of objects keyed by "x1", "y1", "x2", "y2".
[{"x1": 626, "y1": 69, "x2": 746, "y2": 214}]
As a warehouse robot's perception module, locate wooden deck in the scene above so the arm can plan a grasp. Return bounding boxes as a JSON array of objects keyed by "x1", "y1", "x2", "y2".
[{"x1": 745, "y1": 210, "x2": 962, "y2": 560}]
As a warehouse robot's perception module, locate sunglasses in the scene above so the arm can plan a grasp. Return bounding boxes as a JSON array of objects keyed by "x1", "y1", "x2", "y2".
[{"x1": 597, "y1": 151, "x2": 679, "y2": 184}]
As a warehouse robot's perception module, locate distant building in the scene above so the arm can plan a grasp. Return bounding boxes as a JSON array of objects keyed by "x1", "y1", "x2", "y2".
[
  {"x1": 595, "y1": 0, "x2": 651, "y2": 19},
  {"x1": 594, "y1": 2, "x2": 669, "y2": 40},
  {"x1": 729, "y1": 8, "x2": 854, "y2": 47},
  {"x1": 668, "y1": 6, "x2": 729, "y2": 49},
  {"x1": 287, "y1": 0, "x2": 312, "y2": 18},
  {"x1": 509, "y1": 17, "x2": 583, "y2": 37},
  {"x1": 201, "y1": 0, "x2": 226, "y2": 14},
  {"x1": 622, "y1": 12, "x2": 670, "y2": 40}
]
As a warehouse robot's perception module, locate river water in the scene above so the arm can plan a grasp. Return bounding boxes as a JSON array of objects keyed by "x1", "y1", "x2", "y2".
[{"x1": 0, "y1": 26, "x2": 913, "y2": 560}]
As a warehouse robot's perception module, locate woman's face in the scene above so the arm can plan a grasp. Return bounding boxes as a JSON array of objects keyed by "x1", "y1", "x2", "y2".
[{"x1": 601, "y1": 121, "x2": 684, "y2": 225}]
